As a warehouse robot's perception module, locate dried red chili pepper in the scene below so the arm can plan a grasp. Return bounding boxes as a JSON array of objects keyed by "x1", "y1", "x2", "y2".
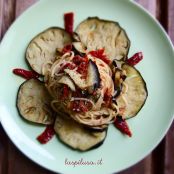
[
  {"x1": 126, "y1": 52, "x2": 143, "y2": 66},
  {"x1": 89, "y1": 49, "x2": 111, "y2": 64},
  {"x1": 114, "y1": 116, "x2": 132, "y2": 137},
  {"x1": 64, "y1": 12, "x2": 74, "y2": 34},
  {"x1": 13, "y1": 68, "x2": 39, "y2": 79},
  {"x1": 37, "y1": 125, "x2": 55, "y2": 144}
]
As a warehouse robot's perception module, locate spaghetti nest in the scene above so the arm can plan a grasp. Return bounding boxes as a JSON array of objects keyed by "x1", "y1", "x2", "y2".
[{"x1": 44, "y1": 51, "x2": 119, "y2": 129}]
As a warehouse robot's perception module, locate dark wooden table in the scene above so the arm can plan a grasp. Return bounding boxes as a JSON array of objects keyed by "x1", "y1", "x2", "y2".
[{"x1": 0, "y1": 0, "x2": 174, "y2": 174}]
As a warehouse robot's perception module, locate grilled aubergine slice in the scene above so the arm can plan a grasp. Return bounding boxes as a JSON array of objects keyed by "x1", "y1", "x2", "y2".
[
  {"x1": 116, "y1": 64, "x2": 148, "y2": 119},
  {"x1": 17, "y1": 79, "x2": 54, "y2": 124},
  {"x1": 26, "y1": 27, "x2": 72, "y2": 75},
  {"x1": 64, "y1": 59, "x2": 100, "y2": 90},
  {"x1": 74, "y1": 17, "x2": 130, "y2": 61},
  {"x1": 54, "y1": 116, "x2": 107, "y2": 151}
]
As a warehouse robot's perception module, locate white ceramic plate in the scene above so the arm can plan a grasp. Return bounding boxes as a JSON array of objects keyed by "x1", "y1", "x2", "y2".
[{"x1": 0, "y1": 0, "x2": 174, "y2": 173}]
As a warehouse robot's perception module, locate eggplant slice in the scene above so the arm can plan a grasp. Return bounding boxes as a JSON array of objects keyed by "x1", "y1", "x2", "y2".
[
  {"x1": 64, "y1": 59, "x2": 101, "y2": 91},
  {"x1": 75, "y1": 17, "x2": 130, "y2": 61},
  {"x1": 54, "y1": 116, "x2": 107, "y2": 151},
  {"x1": 26, "y1": 27, "x2": 72, "y2": 75},
  {"x1": 116, "y1": 64, "x2": 148, "y2": 119},
  {"x1": 17, "y1": 79, "x2": 54, "y2": 124}
]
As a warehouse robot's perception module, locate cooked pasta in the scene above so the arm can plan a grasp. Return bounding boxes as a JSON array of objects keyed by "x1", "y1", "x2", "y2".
[{"x1": 44, "y1": 50, "x2": 124, "y2": 128}]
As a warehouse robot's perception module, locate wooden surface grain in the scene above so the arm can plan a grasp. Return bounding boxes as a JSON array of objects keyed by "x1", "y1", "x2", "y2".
[{"x1": 0, "y1": 0, "x2": 174, "y2": 174}]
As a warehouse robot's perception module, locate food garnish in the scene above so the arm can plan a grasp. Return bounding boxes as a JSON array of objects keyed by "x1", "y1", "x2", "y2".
[
  {"x1": 64, "y1": 12, "x2": 74, "y2": 34},
  {"x1": 89, "y1": 49, "x2": 111, "y2": 65},
  {"x1": 126, "y1": 52, "x2": 143, "y2": 66},
  {"x1": 13, "y1": 68, "x2": 39, "y2": 79},
  {"x1": 37, "y1": 125, "x2": 55, "y2": 144},
  {"x1": 114, "y1": 116, "x2": 132, "y2": 137}
]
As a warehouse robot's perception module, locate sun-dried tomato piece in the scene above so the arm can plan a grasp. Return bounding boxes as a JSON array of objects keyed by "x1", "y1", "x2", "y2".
[
  {"x1": 114, "y1": 116, "x2": 132, "y2": 137},
  {"x1": 64, "y1": 12, "x2": 74, "y2": 34},
  {"x1": 62, "y1": 44, "x2": 72, "y2": 54},
  {"x1": 126, "y1": 52, "x2": 143, "y2": 66},
  {"x1": 89, "y1": 49, "x2": 111, "y2": 64},
  {"x1": 73, "y1": 55, "x2": 89, "y2": 79},
  {"x1": 13, "y1": 68, "x2": 39, "y2": 79},
  {"x1": 37, "y1": 125, "x2": 55, "y2": 144}
]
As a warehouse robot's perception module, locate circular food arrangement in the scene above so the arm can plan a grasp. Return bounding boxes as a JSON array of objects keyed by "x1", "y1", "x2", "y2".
[{"x1": 13, "y1": 13, "x2": 148, "y2": 151}]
